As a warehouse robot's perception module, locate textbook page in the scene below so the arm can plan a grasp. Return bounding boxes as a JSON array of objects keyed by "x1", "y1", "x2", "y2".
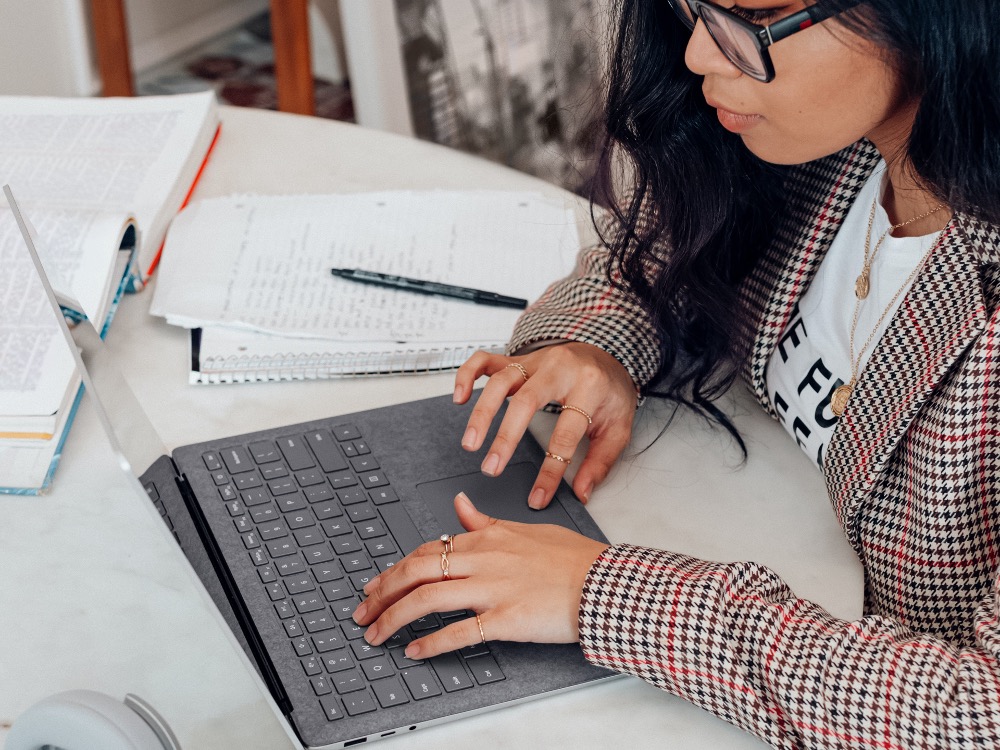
[
  {"x1": 152, "y1": 191, "x2": 580, "y2": 343},
  {"x1": 0, "y1": 91, "x2": 218, "y2": 273}
]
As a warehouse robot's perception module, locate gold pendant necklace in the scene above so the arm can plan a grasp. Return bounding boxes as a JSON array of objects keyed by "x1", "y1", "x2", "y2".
[{"x1": 831, "y1": 197, "x2": 947, "y2": 418}]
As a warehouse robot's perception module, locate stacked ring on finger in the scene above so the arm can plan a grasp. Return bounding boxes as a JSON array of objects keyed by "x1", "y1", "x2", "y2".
[
  {"x1": 544, "y1": 450, "x2": 571, "y2": 465},
  {"x1": 504, "y1": 362, "x2": 529, "y2": 382},
  {"x1": 440, "y1": 534, "x2": 454, "y2": 580},
  {"x1": 560, "y1": 403, "x2": 593, "y2": 425}
]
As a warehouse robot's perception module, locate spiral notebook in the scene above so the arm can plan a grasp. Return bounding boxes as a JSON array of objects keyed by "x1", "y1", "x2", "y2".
[
  {"x1": 189, "y1": 327, "x2": 505, "y2": 384},
  {"x1": 153, "y1": 191, "x2": 582, "y2": 385}
]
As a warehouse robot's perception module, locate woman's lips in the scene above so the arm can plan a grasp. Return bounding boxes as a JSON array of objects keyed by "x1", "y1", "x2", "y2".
[{"x1": 715, "y1": 106, "x2": 763, "y2": 134}]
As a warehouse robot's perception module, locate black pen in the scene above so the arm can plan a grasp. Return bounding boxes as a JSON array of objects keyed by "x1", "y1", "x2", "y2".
[{"x1": 330, "y1": 268, "x2": 528, "y2": 310}]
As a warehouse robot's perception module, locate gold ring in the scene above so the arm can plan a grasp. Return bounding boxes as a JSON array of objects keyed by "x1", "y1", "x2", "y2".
[
  {"x1": 440, "y1": 550, "x2": 451, "y2": 580},
  {"x1": 560, "y1": 404, "x2": 592, "y2": 425},
  {"x1": 504, "y1": 362, "x2": 529, "y2": 382},
  {"x1": 544, "y1": 451, "x2": 571, "y2": 465},
  {"x1": 440, "y1": 533, "x2": 455, "y2": 553},
  {"x1": 476, "y1": 613, "x2": 486, "y2": 644}
]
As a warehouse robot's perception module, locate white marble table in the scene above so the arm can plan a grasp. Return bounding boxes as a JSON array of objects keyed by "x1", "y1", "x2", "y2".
[{"x1": 0, "y1": 107, "x2": 863, "y2": 749}]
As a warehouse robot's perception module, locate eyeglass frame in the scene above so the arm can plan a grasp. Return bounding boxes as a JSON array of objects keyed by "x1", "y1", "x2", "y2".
[{"x1": 667, "y1": 0, "x2": 863, "y2": 83}]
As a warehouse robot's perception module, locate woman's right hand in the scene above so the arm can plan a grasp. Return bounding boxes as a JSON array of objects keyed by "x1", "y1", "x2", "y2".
[{"x1": 453, "y1": 342, "x2": 639, "y2": 509}]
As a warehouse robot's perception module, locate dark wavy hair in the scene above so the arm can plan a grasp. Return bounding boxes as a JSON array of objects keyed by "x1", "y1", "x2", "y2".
[{"x1": 591, "y1": 0, "x2": 1000, "y2": 450}]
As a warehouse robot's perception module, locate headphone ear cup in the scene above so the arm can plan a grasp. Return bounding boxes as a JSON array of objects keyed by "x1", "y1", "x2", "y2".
[{"x1": 6, "y1": 690, "x2": 166, "y2": 750}]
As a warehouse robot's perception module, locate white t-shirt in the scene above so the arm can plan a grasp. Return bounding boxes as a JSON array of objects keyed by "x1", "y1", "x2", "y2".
[{"x1": 764, "y1": 161, "x2": 942, "y2": 471}]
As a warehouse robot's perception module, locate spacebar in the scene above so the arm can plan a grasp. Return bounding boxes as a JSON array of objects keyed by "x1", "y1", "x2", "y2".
[{"x1": 380, "y1": 502, "x2": 426, "y2": 555}]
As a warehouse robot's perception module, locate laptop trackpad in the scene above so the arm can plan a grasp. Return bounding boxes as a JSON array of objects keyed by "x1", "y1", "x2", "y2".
[{"x1": 416, "y1": 462, "x2": 580, "y2": 536}]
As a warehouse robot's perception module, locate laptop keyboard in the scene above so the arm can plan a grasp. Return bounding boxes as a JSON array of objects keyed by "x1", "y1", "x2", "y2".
[{"x1": 148, "y1": 422, "x2": 505, "y2": 724}]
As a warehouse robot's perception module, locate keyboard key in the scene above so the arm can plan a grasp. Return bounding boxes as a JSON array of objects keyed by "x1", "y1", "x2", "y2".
[
  {"x1": 235, "y1": 516, "x2": 253, "y2": 533},
  {"x1": 376, "y1": 555, "x2": 402, "y2": 573},
  {"x1": 369, "y1": 487, "x2": 399, "y2": 505},
  {"x1": 361, "y1": 655, "x2": 395, "y2": 680},
  {"x1": 351, "y1": 641, "x2": 385, "y2": 660},
  {"x1": 242, "y1": 489, "x2": 269, "y2": 507},
  {"x1": 277, "y1": 435, "x2": 315, "y2": 471},
  {"x1": 342, "y1": 622, "x2": 367, "y2": 640},
  {"x1": 305, "y1": 484, "x2": 336, "y2": 504},
  {"x1": 332, "y1": 597, "x2": 362, "y2": 621},
  {"x1": 312, "y1": 632, "x2": 344, "y2": 653},
  {"x1": 276, "y1": 492, "x2": 307, "y2": 512},
  {"x1": 222, "y1": 446, "x2": 254, "y2": 474},
  {"x1": 258, "y1": 521, "x2": 288, "y2": 541},
  {"x1": 352, "y1": 440, "x2": 370, "y2": 455},
  {"x1": 440, "y1": 610, "x2": 470, "y2": 621},
  {"x1": 285, "y1": 510, "x2": 316, "y2": 530},
  {"x1": 212, "y1": 471, "x2": 230, "y2": 486},
  {"x1": 202, "y1": 452, "x2": 223, "y2": 471},
  {"x1": 332, "y1": 536, "x2": 362, "y2": 555},
  {"x1": 341, "y1": 554, "x2": 373, "y2": 574},
  {"x1": 349, "y1": 570, "x2": 377, "y2": 591},
  {"x1": 458, "y1": 641, "x2": 491, "y2": 659},
  {"x1": 304, "y1": 545, "x2": 336, "y2": 564},
  {"x1": 249, "y1": 440, "x2": 281, "y2": 464},
  {"x1": 323, "y1": 650, "x2": 355, "y2": 673},
  {"x1": 261, "y1": 464, "x2": 289, "y2": 480},
  {"x1": 311, "y1": 675, "x2": 333, "y2": 696},
  {"x1": 410, "y1": 614, "x2": 442, "y2": 632},
  {"x1": 356, "y1": 520, "x2": 386, "y2": 539},
  {"x1": 359, "y1": 471, "x2": 389, "y2": 489},
  {"x1": 301, "y1": 655, "x2": 323, "y2": 676},
  {"x1": 284, "y1": 575, "x2": 315, "y2": 595},
  {"x1": 293, "y1": 636, "x2": 312, "y2": 657},
  {"x1": 249, "y1": 549, "x2": 268, "y2": 566},
  {"x1": 321, "y1": 519, "x2": 352, "y2": 537},
  {"x1": 341, "y1": 442, "x2": 358, "y2": 458},
  {"x1": 304, "y1": 430, "x2": 349, "y2": 472},
  {"x1": 242, "y1": 532, "x2": 261, "y2": 550},
  {"x1": 401, "y1": 666, "x2": 442, "y2": 700},
  {"x1": 251, "y1": 505, "x2": 280, "y2": 522},
  {"x1": 295, "y1": 469, "x2": 325, "y2": 487},
  {"x1": 391, "y1": 650, "x2": 424, "y2": 669},
  {"x1": 332, "y1": 424, "x2": 361, "y2": 441},
  {"x1": 303, "y1": 612, "x2": 336, "y2": 633},
  {"x1": 313, "y1": 501, "x2": 343, "y2": 521},
  {"x1": 365, "y1": 538, "x2": 398, "y2": 558},
  {"x1": 283, "y1": 619, "x2": 304, "y2": 637},
  {"x1": 384, "y1": 629, "x2": 412, "y2": 650},
  {"x1": 257, "y1": 564, "x2": 277, "y2": 583},
  {"x1": 294, "y1": 593, "x2": 326, "y2": 614},
  {"x1": 372, "y1": 677, "x2": 409, "y2": 708},
  {"x1": 268, "y1": 478, "x2": 298, "y2": 496},
  {"x1": 275, "y1": 554, "x2": 307, "y2": 576},
  {"x1": 336, "y1": 488, "x2": 367, "y2": 506},
  {"x1": 320, "y1": 580, "x2": 353, "y2": 601},
  {"x1": 350, "y1": 456, "x2": 380, "y2": 473},
  {"x1": 328, "y1": 472, "x2": 358, "y2": 490},
  {"x1": 431, "y1": 654, "x2": 473, "y2": 692},
  {"x1": 343, "y1": 689, "x2": 377, "y2": 717},
  {"x1": 234, "y1": 472, "x2": 262, "y2": 490},
  {"x1": 333, "y1": 669, "x2": 366, "y2": 694},
  {"x1": 219, "y1": 485, "x2": 237, "y2": 501},
  {"x1": 347, "y1": 504, "x2": 378, "y2": 523},
  {"x1": 226, "y1": 500, "x2": 245, "y2": 517},
  {"x1": 311, "y1": 562, "x2": 343, "y2": 583},
  {"x1": 266, "y1": 582, "x2": 286, "y2": 601},
  {"x1": 274, "y1": 600, "x2": 294, "y2": 618},
  {"x1": 293, "y1": 528, "x2": 325, "y2": 547},
  {"x1": 466, "y1": 655, "x2": 505, "y2": 685},
  {"x1": 319, "y1": 695, "x2": 343, "y2": 721},
  {"x1": 266, "y1": 539, "x2": 297, "y2": 558}
]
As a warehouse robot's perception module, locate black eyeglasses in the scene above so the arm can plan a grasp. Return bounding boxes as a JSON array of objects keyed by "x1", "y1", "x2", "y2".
[{"x1": 667, "y1": 0, "x2": 862, "y2": 83}]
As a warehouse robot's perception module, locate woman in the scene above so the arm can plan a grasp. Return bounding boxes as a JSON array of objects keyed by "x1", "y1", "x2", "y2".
[{"x1": 354, "y1": 0, "x2": 1000, "y2": 745}]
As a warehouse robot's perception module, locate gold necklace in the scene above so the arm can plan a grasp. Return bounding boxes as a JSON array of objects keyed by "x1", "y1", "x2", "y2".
[{"x1": 831, "y1": 198, "x2": 947, "y2": 418}]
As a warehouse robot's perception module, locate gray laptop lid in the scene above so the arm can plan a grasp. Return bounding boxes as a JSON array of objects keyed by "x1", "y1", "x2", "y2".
[{"x1": 6, "y1": 184, "x2": 616, "y2": 749}]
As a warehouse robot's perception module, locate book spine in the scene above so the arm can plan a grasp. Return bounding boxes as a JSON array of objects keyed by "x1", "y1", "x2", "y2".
[{"x1": 189, "y1": 344, "x2": 505, "y2": 385}]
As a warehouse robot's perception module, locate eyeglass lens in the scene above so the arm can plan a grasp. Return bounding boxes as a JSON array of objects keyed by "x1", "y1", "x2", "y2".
[{"x1": 698, "y1": 5, "x2": 767, "y2": 79}]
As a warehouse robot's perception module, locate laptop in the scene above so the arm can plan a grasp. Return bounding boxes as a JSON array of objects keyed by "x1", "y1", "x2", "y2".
[{"x1": 7, "y1": 186, "x2": 616, "y2": 749}]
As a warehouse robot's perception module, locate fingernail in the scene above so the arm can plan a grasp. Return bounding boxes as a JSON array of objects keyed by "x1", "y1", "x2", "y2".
[
  {"x1": 482, "y1": 452, "x2": 500, "y2": 476},
  {"x1": 453, "y1": 385, "x2": 463, "y2": 404},
  {"x1": 462, "y1": 427, "x2": 477, "y2": 450},
  {"x1": 363, "y1": 578, "x2": 377, "y2": 595},
  {"x1": 529, "y1": 488, "x2": 546, "y2": 509},
  {"x1": 353, "y1": 601, "x2": 368, "y2": 623},
  {"x1": 364, "y1": 623, "x2": 380, "y2": 644},
  {"x1": 405, "y1": 642, "x2": 421, "y2": 659},
  {"x1": 580, "y1": 483, "x2": 592, "y2": 504}
]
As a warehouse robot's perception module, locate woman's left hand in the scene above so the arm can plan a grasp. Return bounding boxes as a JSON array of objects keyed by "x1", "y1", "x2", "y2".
[{"x1": 352, "y1": 492, "x2": 610, "y2": 660}]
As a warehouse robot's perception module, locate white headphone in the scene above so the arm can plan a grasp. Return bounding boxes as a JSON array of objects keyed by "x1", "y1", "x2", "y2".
[{"x1": 6, "y1": 691, "x2": 181, "y2": 750}]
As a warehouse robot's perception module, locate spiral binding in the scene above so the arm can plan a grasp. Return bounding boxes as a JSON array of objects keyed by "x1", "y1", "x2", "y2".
[{"x1": 191, "y1": 344, "x2": 504, "y2": 384}]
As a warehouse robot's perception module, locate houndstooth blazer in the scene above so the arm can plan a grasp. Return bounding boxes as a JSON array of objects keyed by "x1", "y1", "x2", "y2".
[{"x1": 509, "y1": 140, "x2": 1000, "y2": 748}]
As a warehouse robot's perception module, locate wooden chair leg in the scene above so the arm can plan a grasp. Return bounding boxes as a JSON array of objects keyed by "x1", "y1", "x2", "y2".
[
  {"x1": 270, "y1": 0, "x2": 316, "y2": 115},
  {"x1": 89, "y1": 0, "x2": 135, "y2": 96}
]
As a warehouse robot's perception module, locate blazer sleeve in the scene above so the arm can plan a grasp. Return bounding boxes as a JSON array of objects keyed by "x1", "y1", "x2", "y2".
[
  {"x1": 580, "y1": 543, "x2": 1000, "y2": 749},
  {"x1": 506, "y1": 207, "x2": 664, "y2": 391}
]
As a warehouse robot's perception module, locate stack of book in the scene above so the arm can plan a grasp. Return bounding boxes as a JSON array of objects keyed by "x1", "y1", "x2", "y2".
[{"x1": 0, "y1": 91, "x2": 220, "y2": 494}]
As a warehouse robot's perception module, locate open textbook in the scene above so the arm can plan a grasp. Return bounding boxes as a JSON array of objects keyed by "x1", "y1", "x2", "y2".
[
  {"x1": 0, "y1": 92, "x2": 219, "y2": 493},
  {"x1": 151, "y1": 191, "x2": 581, "y2": 382}
]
